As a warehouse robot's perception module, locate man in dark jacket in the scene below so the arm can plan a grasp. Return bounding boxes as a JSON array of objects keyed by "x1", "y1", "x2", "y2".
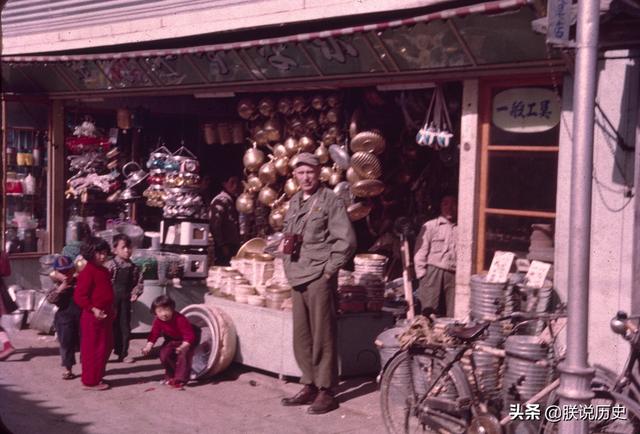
[{"x1": 280, "y1": 153, "x2": 356, "y2": 414}]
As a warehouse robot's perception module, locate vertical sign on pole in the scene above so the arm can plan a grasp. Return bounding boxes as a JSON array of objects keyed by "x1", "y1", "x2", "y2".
[{"x1": 546, "y1": 0, "x2": 572, "y2": 45}]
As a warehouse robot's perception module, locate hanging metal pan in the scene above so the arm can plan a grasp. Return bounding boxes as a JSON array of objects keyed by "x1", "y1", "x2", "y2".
[
  {"x1": 329, "y1": 144, "x2": 350, "y2": 170},
  {"x1": 350, "y1": 151, "x2": 382, "y2": 179},
  {"x1": 350, "y1": 131, "x2": 386, "y2": 155},
  {"x1": 347, "y1": 201, "x2": 373, "y2": 221},
  {"x1": 350, "y1": 179, "x2": 385, "y2": 198}
]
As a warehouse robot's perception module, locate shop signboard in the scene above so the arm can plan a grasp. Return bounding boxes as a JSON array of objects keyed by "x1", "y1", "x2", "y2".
[{"x1": 492, "y1": 88, "x2": 561, "y2": 133}]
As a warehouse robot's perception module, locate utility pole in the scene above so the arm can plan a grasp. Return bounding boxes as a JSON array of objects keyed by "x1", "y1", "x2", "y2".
[{"x1": 556, "y1": 0, "x2": 600, "y2": 432}]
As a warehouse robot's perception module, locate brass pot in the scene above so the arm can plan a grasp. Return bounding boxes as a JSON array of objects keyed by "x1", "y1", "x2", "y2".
[
  {"x1": 243, "y1": 144, "x2": 265, "y2": 172},
  {"x1": 274, "y1": 156, "x2": 290, "y2": 176},
  {"x1": 321, "y1": 131, "x2": 334, "y2": 146},
  {"x1": 218, "y1": 122, "x2": 232, "y2": 145},
  {"x1": 289, "y1": 154, "x2": 300, "y2": 170},
  {"x1": 117, "y1": 108, "x2": 132, "y2": 130},
  {"x1": 258, "y1": 186, "x2": 278, "y2": 207},
  {"x1": 284, "y1": 137, "x2": 299, "y2": 156},
  {"x1": 326, "y1": 93, "x2": 341, "y2": 108},
  {"x1": 277, "y1": 97, "x2": 292, "y2": 115},
  {"x1": 280, "y1": 200, "x2": 290, "y2": 215},
  {"x1": 284, "y1": 178, "x2": 299, "y2": 197},
  {"x1": 232, "y1": 122, "x2": 245, "y2": 144},
  {"x1": 258, "y1": 161, "x2": 278, "y2": 185},
  {"x1": 304, "y1": 115, "x2": 318, "y2": 131},
  {"x1": 237, "y1": 98, "x2": 255, "y2": 120},
  {"x1": 288, "y1": 116, "x2": 304, "y2": 135},
  {"x1": 328, "y1": 168, "x2": 342, "y2": 186},
  {"x1": 315, "y1": 143, "x2": 329, "y2": 164},
  {"x1": 269, "y1": 208, "x2": 285, "y2": 230},
  {"x1": 346, "y1": 166, "x2": 362, "y2": 184},
  {"x1": 264, "y1": 118, "x2": 281, "y2": 142},
  {"x1": 258, "y1": 97, "x2": 275, "y2": 117},
  {"x1": 273, "y1": 143, "x2": 287, "y2": 158},
  {"x1": 298, "y1": 135, "x2": 315, "y2": 153},
  {"x1": 236, "y1": 192, "x2": 256, "y2": 213},
  {"x1": 292, "y1": 96, "x2": 306, "y2": 113},
  {"x1": 253, "y1": 126, "x2": 269, "y2": 146},
  {"x1": 245, "y1": 175, "x2": 263, "y2": 194},
  {"x1": 311, "y1": 94, "x2": 325, "y2": 111},
  {"x1": 325, "y1": 108, "x2": 339, "y2": 124},
  {"x1": 320, "y1": 166, "x2": 332, "y2": 183}
]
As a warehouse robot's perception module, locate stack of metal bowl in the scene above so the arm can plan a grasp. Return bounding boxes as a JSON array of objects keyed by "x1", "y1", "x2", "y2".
[
  {"x1": 516, "y1": 280, "x2": 554, "y2": 334},
  {"x1": 353, "y1": 253, "x2": 387, "y2": 311},
  {"x1": 264, "y1": 284, "x2": 292, "y2": 309},
  {"x1": 502, "y1": 335, "x2": 552, "y2": 410}
]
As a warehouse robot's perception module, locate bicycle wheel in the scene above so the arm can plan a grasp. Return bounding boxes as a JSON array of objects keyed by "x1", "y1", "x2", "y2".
[
  {"x1": 380, "y1": 350, "x2": 469, "y2": 434},
  {"x1": 542, "y1": 390, "x2": 640, "y2": 433}
]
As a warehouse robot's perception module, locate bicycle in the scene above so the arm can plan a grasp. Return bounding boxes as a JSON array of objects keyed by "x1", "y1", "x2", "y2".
[{"x1": 379, "y1": 309, "x2": 640, "y2": 433}]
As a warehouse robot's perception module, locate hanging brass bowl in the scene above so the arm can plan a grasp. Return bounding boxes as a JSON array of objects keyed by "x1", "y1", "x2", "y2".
[
  {"x1": 274, "y1": 156, "x2": 290, "y2": 176},
  {"x1": 318, "y1": 112, "x2": 329, "y2": 127},
  {"x1": 298, "y1": 135, "x2": 315, "y2": 153},
  {"x1": 284, "y1": 177, "x2": 299, "y2": 197},
  {"x1": 350, "y1": 179, "x2": 385, "y2": 198},
  {"x1": 277, "y1": 97, "x2": 293, "y2": 115},
  {"x1": 203, "y1": 123, "x2": 218, "y2": 145},
  {"x1": 258, "y1": 97, "x2": 275, "y2": 117},
  {"x1": 258, "y1": 186, "x2": 278, "y2": 207},
  {"x1": 236, "y1": 192, "x2": 256, "y2": 213},
  {"x1": 315, "y1": 143, "x2": 330, "y2": 164},
  {"x1": 311, "y1": 94, "x2": 325, "y2": 111},
  {"x1": 258, "y1": 161, "x2": 277, "y2": 185},
  {"x1": 347, "y1": 201, "x2": 373, "y2": 221},
  {"x1": 284, "y1": 137, "x2": 299, "y2": 157},
  {"x1": 292, "y1": 96, "x2": 307, "y2": 113},
  {"x1": 321, "y1": 131, "x2": 334, "y2": 146},
  {"x1": 280, "y1": 200, "x2": 290, "y2": 215},
  {"x1": 245, "y1": 175, "x2": 263, "y2": 194},
  {"x1": 350, "y1": 131, "x2": 386, "y2": 155},
  {"x1": 347, "y1": 167, "x2": 362, "y2": 184},
  {"x1": 289, "y1": 154, "x2": 300, "y2": 169},
  {"x1": 350, "y1": 151, "x2": 382, "y2": 179},
  {"x1": 319, "y1": 166, "x2": 332, "y2": 183},
  {"x1": 252, "y1": 125, "x2": 269, "y2": 146},
  {"x1": 273, "y1": 143, "x2": 287, "y2": 158},
  {"x1": 237, "y1": 98, "x2": 255, "y2": 120},
  {"x1": 243, "y1": 145, "x2": 265, "y2": 172}
]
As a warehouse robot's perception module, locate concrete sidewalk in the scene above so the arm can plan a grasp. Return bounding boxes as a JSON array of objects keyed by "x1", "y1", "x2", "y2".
[{"x1": 0, "y1": 330, "x2": 386, "y2": 434}]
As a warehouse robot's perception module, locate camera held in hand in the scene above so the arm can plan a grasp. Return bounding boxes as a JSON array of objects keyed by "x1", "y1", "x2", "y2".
[{"x1": 282, "y1": 233, "x2": 303, "y2": 260}]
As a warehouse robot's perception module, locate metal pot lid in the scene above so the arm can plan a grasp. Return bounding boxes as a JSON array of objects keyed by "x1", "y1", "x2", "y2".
[
  {"x1": 329, "y1": 144, "x2": 350, "y2": 170},
  {"x1": 236, "y1": 238, "x2": 267, "y2": 259},
  {"x1": 350, "y1": 152, "x2": 382, "y2": 180},
  {"x1": 350, "y1": 131, "x2": 386, "y2": 155},
  {"x1": 350, "y1": 179, "x2": 385, "y2": 198},
  {"x1": 347, "y1": 201, "x2": 373, "y2": 221}
]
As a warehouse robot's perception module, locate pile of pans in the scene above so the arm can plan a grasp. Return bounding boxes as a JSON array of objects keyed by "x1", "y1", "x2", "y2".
[{"x1": 352, "y1": 253, "x2": 387, "y2": 312}]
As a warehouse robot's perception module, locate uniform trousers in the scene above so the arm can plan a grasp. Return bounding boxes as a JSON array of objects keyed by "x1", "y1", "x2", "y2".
[{"x1": 291, "y1": 275, "x2": 338, "y2": 390}]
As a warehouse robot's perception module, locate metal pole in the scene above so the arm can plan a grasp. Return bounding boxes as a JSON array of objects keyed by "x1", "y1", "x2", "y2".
[{"x1": 557, "y1": 0, "x2": 600, "y2": 432}]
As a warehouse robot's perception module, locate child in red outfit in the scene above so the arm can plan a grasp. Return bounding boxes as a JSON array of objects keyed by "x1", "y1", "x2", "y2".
[
  {"x1": 73, "y1": 237, "x2": 114, "y2": 391},
  {"x1": 142, "y1": 295, "x2": 199, "y2": 390}
]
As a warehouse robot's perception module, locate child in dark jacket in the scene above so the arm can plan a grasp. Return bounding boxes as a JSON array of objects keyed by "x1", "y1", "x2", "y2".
[
  {"x1": 141, "y1": 295, "x2": 199, "y2": 390},
  {"x1": 47, "y1": 256, "x2": 81, "y2": 380},
  {"x1": 105, "y1": 234, "x2": 143, "y2": 363},
  {"x1": 73, "y1": 237, "x2": 114, "y2": 390}
]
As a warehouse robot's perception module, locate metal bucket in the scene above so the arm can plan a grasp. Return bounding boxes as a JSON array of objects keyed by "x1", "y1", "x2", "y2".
[
  {"x1": 29, "y1": 296, "x2": 58, "y2": 334},
  {"x1": 375, "y1": 326, "x2": 404, "y2": 370},
  {"x1": 15, "y1": 289, "x2": 37, "y2": 311}
]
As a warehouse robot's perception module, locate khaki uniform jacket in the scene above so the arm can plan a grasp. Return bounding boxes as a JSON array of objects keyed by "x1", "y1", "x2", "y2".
[
  {"x1": 283, "y1": 186, "x2": 356, "y2": 287},
  {"x1": 413, "y1": 216, "x2": 457, "y2": 279}
]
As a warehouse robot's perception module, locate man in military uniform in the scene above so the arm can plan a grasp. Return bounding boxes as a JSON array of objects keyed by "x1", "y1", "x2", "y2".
[
  {"x1": 280, "y1": 153, "x2": 356, "y2": 414},
  {"x1": 209, "y1": 174, "x2": 241, "y2": 265}
]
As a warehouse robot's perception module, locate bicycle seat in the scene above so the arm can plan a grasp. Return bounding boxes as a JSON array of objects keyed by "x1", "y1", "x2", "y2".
[{"x1": 447, "y1": 323, "x2": 489, "y2": 341}]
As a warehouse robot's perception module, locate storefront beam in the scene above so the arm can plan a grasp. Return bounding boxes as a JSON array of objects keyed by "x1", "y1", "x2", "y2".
[
  {"x1": 235, "y1": 50, "x2": 267, "y2": 81},
  {"x1": 50, "y1": 100, "x2": 66, "y2": 253},
  {"x1": 486, "y1": 145, "x2": 559, "y2": 152},
  {"x1": 484, "y1": 208, "x2": 556, "y2": 219},
  {"x1": 38, "y1": 60, "x2": 567, "y2": 100}
]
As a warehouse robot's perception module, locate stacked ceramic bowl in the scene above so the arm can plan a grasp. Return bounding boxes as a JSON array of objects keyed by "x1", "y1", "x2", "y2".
[
  {"x1": 353, "y1": 254, "x2": 387, "y2": 312},
  {"x1": 502, "y1": 336, "x2": 552, "y2": 411},
  {"x1": 338, "y1": 269, "x2": 354, "y2": 287},
  {"x1": 234, "y1": 283, "x2": 256, "y2": 304},
  {"x1": 242, "y1": 253, "x2": 275, "y2": 291},
  {"x1": 268, "y1": 258, "x2": 289, "y2": 287},
  {"x1": 264, "y1": 284, "x2": 292, "y2": 309}
]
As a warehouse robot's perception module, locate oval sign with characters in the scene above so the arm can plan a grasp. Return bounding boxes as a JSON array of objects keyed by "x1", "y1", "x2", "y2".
[{"x1": 492, "y1": 88, "x2": 560, "y2": 133}]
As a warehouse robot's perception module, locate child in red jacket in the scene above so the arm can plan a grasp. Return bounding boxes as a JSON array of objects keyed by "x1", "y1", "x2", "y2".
[
  {"x1": 142, "y1": 295, "x2": 199, "y2": 390},
  {"x1": 74, "y1": 237, "x2": 114, "y2": 390}
]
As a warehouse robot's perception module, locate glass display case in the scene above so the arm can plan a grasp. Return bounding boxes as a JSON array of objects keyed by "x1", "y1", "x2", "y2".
[{"x1": 1, "y1": 97, "x2": 51, "y2": 256}]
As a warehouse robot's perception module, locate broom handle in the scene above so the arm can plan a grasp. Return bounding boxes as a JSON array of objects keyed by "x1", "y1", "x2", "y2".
[{"x1": 401, "y1": 238, "x2": 415, "y2": 320}]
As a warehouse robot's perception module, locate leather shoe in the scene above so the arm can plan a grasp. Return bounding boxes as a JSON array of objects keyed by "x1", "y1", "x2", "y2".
[
  {"x1": 307, "y1": 390, "x2": 339, "y2": 414},
  {"x1": 281, "y1": 384, "x2": 318, "y2": 406}
]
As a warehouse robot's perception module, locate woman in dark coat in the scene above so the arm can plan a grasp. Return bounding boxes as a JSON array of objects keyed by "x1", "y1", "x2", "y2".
[{"x1": 0, "y1": 252, "x2": 18, "y2": 361}]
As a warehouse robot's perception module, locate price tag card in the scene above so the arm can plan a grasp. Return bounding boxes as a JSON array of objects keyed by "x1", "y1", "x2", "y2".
[
  {"x1": 523, "y1": 260, "x2": 552, "y2": 289},
  {"x1": 486, "y1": 251, "x2": 515, "y2": 283}
]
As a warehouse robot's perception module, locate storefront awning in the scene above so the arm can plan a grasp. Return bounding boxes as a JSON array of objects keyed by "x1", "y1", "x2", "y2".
[{"x1": 1, "y1": 0, "x2": 562, "y2": 95}]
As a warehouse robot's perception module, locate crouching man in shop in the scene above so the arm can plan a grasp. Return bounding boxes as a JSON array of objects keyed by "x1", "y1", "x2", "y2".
[
  {"x1": 413, "y1": 194, "x2": 458, "y2": 317},
  {"x1": 280, "y1": 153, "x2": 356, "y2": 414}
]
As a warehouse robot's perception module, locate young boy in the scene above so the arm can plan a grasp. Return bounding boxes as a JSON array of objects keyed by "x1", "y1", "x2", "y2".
[
  {"x1": 141, "y1": 295, "x2": 199, "y2": 390},
  {"x1": 105, "y1": 234, "x2": 143, "y2": 363},
  {"x1": 47, "y1": 256, "x2": 81, "y2": 380},
  {"x1": 74, "y1": 237, "x2": 114, "y2": 390}
]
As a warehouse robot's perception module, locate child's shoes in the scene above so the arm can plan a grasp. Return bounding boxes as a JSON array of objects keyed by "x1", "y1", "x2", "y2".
[{"x1": 167, "y1": 379, "x2": 185, "y2": 390}]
